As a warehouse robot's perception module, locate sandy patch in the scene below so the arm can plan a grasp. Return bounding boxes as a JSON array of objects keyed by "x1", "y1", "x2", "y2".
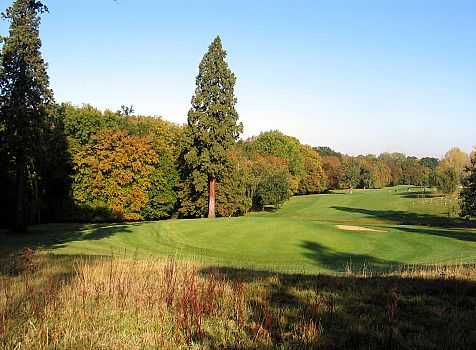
[{"x1": 337, "y1": 225, "x2": 386, "y2": 233}]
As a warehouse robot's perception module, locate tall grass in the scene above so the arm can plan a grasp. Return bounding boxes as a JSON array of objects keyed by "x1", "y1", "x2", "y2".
[{"x1": 1, "y1": 250, "x2": 476, "y2": 349}]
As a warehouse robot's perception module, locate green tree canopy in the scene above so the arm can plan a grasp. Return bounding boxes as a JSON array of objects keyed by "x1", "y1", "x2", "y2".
[
  {"x1": 443, "y1": 147, "x2": 470, "y2": 183},
  {"x1": 436, "y1": 166, "x2": 458, "y2": 195},
  {"x1": 420, "y1": 157, "x2": 439, "y2": 170},
  {"x1": 316, "y1": 146, "x2": 342, "y2": 158},
  {"x1": 339, "y1": 156, "x2": 360, "y2": 192},
  {"x1": 246, "y1": 130, "x2": 305, "y2": 178},
  {"x1": 460, "y1": 151, "x2": 476, "y2": 218}
]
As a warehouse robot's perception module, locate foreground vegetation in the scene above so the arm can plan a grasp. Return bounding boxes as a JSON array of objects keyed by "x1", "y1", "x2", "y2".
[{"x1": 1, "y1": 253, "x2": 476, "y2": 349}]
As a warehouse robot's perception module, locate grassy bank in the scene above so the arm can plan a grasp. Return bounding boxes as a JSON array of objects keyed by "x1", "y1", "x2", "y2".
[{"x1": 1, "y1": 252, "x2": 476, "y2": 349}]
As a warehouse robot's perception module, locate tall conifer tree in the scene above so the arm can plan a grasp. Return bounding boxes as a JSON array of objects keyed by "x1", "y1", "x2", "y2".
[
  {"x1": 0, "y1": 0, "x2": 53, "y2": 232},
  {"x1": 460, "y1": 151, "x2": 476, "y2": 219},
  {"x1": 180, "y1": 36, "x2": 242, "y2": 218}
]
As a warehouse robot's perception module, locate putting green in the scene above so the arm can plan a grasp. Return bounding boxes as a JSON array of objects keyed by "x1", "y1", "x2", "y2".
[{"x1": 5, "y1": 187, "x2": 476, "y2": 273}]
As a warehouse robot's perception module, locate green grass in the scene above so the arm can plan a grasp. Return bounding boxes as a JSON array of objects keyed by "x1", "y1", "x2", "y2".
[{"x1": 2, "y1": 186, "x2": 475, "y2": 273}]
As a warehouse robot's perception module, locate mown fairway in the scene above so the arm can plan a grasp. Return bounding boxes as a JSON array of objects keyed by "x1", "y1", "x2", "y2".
[{"x1": 3, "y1": 186, "x2": 476, "y2": 273}]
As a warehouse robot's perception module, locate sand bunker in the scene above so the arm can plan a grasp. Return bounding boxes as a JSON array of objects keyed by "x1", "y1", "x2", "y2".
[{"x1": 337, "y1": 225, "x2": 386, "y2": 233}]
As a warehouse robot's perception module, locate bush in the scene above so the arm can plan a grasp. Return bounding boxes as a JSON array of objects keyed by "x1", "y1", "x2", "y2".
[
  {"x1": 254, "y1": 169, "x2": 291, "y2": 209},
  {"x1": 436, "y1": 166, "x2": 458, "y2": 195}
]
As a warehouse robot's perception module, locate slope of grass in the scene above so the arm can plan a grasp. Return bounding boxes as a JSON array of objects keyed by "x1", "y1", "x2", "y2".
[
  {"x1": 2, "y1": 255, "x2": 476, "y2": 349},
  {"x1": 2, "y1": 186, "x2": 475, "y2": 273}
]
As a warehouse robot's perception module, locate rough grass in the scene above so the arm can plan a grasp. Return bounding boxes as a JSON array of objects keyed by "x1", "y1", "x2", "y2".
[{"x1": 1, "y1": 251, "x2": 476, "y2": 349}]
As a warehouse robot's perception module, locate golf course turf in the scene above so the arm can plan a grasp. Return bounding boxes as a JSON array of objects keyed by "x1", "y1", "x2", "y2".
[{"x1": 3, "y1": 186, "x2": 475, "y2": 273}]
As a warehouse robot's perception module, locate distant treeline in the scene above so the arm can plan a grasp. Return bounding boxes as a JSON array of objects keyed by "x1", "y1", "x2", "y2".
[
  {"x1": 318, "y1": 146, "x2": 470, "y2": 194},
  {"x1": 0, "y1": 103, "x2": 470, "y2": 226}
]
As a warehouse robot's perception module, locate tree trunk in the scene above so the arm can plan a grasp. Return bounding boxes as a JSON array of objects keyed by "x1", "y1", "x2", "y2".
[
  {"x1": 208, "y1": 176, "x2": 216, "y2": 218},
  {"x1": 15, "y1": 156, "x2": 27, "y2": 233}
]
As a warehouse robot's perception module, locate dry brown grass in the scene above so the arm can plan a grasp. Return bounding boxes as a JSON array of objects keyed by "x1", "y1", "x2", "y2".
[{"x1": 1, "y1": 250, "x2": 476, "y2": 349}]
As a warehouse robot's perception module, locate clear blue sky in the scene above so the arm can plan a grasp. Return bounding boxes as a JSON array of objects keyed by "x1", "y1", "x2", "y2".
[{"x1": 1, "y1": 0, "x2": 475, "y2": 157}]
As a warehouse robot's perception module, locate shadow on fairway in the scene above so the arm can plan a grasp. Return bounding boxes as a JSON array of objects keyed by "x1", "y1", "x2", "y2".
[
  {"x1": 322, "y1": 190, "x2": 346, "y2": 195},
  {"x1": 300, "y1": 240, "x2": 401, "y2": 272},
  {"x1": 199, "y1": 265, "x2": 476, "y2": 349},
  {"x1": 331, "y1": 206, "x2": 476, "y2": 229},
  {"x1": 397, "y1": 191, "x2": 444, "y2": 199},
  {"x1": 394, "y1": 226, "x2": 476, "y2": 242},
  {"x1": 0, "y1": 223, "x2": 135, "y2": 255}
]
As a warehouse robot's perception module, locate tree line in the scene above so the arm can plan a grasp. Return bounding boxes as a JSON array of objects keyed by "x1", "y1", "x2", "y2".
[
  {"x1": 1, "y1": 0, "x2": 475, "y2": 231},
  {"x1": 319, "y1": 146, "x2": 472, "y2": 195}
]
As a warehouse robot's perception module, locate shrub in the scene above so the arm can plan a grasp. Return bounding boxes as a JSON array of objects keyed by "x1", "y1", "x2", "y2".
[
  {"x1": 436, "y1": 166, "x2": 458, "y2": 195},
  {"x1": 254, "y1": 169, "x2": 291, "y2": 209}
]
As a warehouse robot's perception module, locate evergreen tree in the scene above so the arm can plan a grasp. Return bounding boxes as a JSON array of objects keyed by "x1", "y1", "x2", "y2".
[
  {"x1": 460, "y1": 152, "x2": 476, "y2": 219},
  {"x1": 0, "y1": 0, "x2": 53, "y2": 232},
  {"x1": 179, "y1": 36, "x2": 242, "y2": 218}
]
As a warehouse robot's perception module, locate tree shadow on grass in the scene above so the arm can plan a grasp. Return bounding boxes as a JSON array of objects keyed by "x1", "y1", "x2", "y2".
[
  {"x1": 331, "y1": 206, "x2": 476, "y2": 229},
  {"x1": 397, "y1": 191, "x2": 444, "y2": 199},
  {"x1": 0, "y1": 223, "x2": 137, "y2": 255},
  {"x1": 300, "y1": 240, "x2": 401, "y2": 272},
  {"x1": 199, "y1": 264, "x2": 476, "y2": 349},
  {"x1": 395, "y1": 225, "x2": 476, "y2": 242},
  {"x1": 322, "y1": 190, "x2": 346, "y2": 195}
]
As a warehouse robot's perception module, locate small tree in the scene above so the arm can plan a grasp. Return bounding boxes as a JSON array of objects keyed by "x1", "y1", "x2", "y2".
[
  {"x1": 443, "y1": 147, "x2": 469, "y2": 183},
  {"x1": 254, "y1": 169, "x2": 290, "y2": 209},
  {"x1": 339, "y1": 157, "x2": 360, "y2": 193},
  {"x1": 460, "y1": 152, "x2": 476, "y2": 219},
  {"x1": 179, "y1": 36, "x2": 242, "y2": 218},
  {"x1": 0, "y1": 0, "x2": 53, "y2": 232},
  {"x1": 298, "y1": 145, "x2": 326, "y2": 194},
  {"x1": 436, "y1": 166, "x2": 458, "y2": 195}
]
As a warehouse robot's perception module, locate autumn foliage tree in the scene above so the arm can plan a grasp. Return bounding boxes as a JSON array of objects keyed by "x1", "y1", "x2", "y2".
[
  {"x1": 299, "y1": 145, "x2": 326, "y2": 194},
  {"x1": 179, "y1": 36, "x2": 242, "y2": 218},
  {"x1": 59, "y1": 105, "x2": 181, "y2": 222},
  {"x1": 443, "y1": 147, "x2": 469, "y2": 183},
  {"x1": 73, "y1": 130, "x2": 159, "y2": 221},
  {"x1": 320, "y1": 155, "x2": 342, "y2": 190}
]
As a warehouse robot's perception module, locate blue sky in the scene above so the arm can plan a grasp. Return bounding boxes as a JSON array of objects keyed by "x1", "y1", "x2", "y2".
[{"x1": 1, "y1": 0, "x2": 475, "y2": 157}]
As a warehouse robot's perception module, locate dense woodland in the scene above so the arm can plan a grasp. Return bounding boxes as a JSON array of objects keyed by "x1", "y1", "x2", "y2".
[
  {"x1": 0, "y1": 0, "x2": 475, "y2": 230},
  {"x1": 0, "y1": 101, "x2": 474, "y2": 226}
]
